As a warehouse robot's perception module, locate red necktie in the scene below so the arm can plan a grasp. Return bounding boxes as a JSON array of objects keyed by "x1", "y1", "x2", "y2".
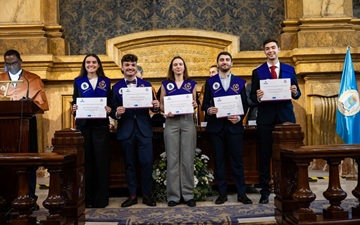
[{"x1": 270, "y1": 66, "x2": 277, "y2": 79}]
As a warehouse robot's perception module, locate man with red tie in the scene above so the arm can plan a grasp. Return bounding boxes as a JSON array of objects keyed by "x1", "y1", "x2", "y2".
[{"x1": 250, "y1": 39, "x2": 301, "y2": 204}]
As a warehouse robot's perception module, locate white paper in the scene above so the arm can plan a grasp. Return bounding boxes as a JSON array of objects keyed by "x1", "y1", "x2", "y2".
[
  {"x1": 76, "y1": 97, "x2": 107, "y2": 119},
  {"x1": 122, "y1": 87, "x2": 153, "y2": 108},
  {"x1": 213, "y1": 94, "x2": 244, "y2": 118},
  {"x1": 260, "y1": 78, "x2": 291, "y2": 101},
  {"x1": 164, "y1": 94, "x2": 194, "y2": 115}
]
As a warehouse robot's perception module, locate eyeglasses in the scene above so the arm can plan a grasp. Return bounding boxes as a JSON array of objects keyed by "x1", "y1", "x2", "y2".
[{"x1": 5, "y1": 60, "x2": 19, "y2": 67}]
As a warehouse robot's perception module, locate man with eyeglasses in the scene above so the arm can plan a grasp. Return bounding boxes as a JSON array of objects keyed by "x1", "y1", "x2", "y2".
[{"x1": 0, "y1": 49, "x2": 49, "y2": 211}]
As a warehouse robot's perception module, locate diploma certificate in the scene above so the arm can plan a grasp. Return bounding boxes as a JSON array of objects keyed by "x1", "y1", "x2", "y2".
[
  {"x1": 164, "y1": 94, "x2": 194, "y2": 115},
  {"x1": 122, "y1": 87, "x2": 153, "y2": 108},
  {"x1": 214, "y1": 94, "x2": 244, "y2": 118},
  {"x1": 76, "y1": 97, "x2": 107, "y2": 119},
  {"x1": 260, "y1": 78, "x2": 291, "y2": 101}
]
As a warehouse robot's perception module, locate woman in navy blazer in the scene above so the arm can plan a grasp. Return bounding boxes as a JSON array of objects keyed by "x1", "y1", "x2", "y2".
[{"x1": 72, "y1": 54, "x2": 112, "y2": 208}]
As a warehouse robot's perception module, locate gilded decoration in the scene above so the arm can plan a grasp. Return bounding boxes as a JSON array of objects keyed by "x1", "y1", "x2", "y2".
[{"x1": 59, "y1": 0, "x2": 285, "y2": 54}]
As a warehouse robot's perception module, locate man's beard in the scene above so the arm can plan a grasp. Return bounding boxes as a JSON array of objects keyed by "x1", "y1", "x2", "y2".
[{"x1": 219, "y1": 67, "x2": 230, "y2": 73}]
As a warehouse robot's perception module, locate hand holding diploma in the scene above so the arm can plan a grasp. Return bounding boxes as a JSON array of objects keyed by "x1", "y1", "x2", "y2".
[
  {"x1": 213, "y1": 94, "x2": 244, "y2": 118},
  {"x1": 257, "y1": 78, "x2": 298, "y2": 102},
  {"x1": 115, "y1": 99, "x2": 159, "y2": 118},
  {"x1": 74, "y1": 97, "x2": 108, "y2": 119},
  {"x1": 163, "y1": 93, "x2": 196, "y2": 117}
]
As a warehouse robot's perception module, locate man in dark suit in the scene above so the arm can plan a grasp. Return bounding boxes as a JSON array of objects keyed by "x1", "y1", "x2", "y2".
[
  {"x1": 202, "y1": 51, "x2": 252, "y2": 205},
  {"x1": 250, "y1": 39, "x2": 301, "y2": 204},
  {"x1": 110, "y1": 54, "x2": 160, "y2": 207}
]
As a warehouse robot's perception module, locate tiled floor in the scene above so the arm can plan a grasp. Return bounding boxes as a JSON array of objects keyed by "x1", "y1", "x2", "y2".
[{"x1": 36, "y1": 170, "x2": 358, "y2": 225}]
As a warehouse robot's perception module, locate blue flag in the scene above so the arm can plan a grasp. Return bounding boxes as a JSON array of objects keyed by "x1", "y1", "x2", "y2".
[{"x1": 336, "y1": 47, "x2": 360, "y2": 144}]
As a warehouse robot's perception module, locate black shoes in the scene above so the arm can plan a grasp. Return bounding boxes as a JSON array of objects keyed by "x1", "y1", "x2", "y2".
[
  {"x1": 142, "y1": 196, "x2": 156, "y2": 207},
  {"x1": 215, "y1": 194, "x2": 228, "y2": 204},
  {"x1": 121, "y1": 197, "x2": 138, "y2": 207},
  {"x1": 168, "y1": 201, "x2": 178, "y2": 207},
  {"x1": 122, "y1": 196, "x2": 156, "y2": 207},
  {"x1": 237, "y1": 194, "x2": 253, "y2": 204},
  {"x1": 186, "y1": 199, "x2": 196, "y2": 207},
  {"x1": 259, "y1": 195, "x2": 269, "y2": 204},
  {"x1": 168, "y1": 199, "x2": 195, "y2": 207}
]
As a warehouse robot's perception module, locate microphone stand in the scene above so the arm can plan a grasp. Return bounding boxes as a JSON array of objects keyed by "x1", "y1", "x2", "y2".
[{"x1": 20, "y1": 75, "x2": 31, "y2": 101}]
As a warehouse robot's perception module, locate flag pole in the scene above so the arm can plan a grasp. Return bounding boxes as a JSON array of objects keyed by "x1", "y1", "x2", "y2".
[
  {"x1": 341, "y1": 46, "x2": 357, "y2": 180},
  {"x1": 346, "y1": 45, "x2": 357, "y2": 181}
]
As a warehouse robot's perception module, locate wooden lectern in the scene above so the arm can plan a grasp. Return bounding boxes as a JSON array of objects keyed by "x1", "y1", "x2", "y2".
[
  {"x1": 0, "y1": 100, "x2": 43, "y2": 153},
  {"x1": 0, "y1": 100, "x2": 44, "y2": 205}
]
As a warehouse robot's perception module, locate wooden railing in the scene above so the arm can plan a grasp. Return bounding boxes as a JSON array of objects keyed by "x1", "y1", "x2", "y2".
[
  {"x1": 0, "y1": 128, "x2": 85, "y2": 225},
  {"x1": 273, "y1": 124, "x2": 360, "y2": 225}
]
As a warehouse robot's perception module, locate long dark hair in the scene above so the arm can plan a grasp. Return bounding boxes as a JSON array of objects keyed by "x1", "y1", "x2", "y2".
[
  {"x1": 166, "y1": 56, "x2": 189, "y2": 81},
  {"x1": 77, "y1": 54, "x2": 106, "y2": 78}
]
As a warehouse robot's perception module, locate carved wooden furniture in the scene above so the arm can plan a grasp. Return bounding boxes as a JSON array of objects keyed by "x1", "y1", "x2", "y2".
[
  {"x1": 0, "y1": 153, "x2": 74, "y2": 225},
  {"x1": 0, "y1": 101, "x2": 44, "y2": 205},
  {"x1": 272, "y1": 124, "x2": 360, "y2": 225},
  {"x1": 0, "y1": 128, "x2": 85, "y2": 225}
]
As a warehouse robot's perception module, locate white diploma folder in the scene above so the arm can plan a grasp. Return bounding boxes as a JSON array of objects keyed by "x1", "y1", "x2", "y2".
[
  {"x1": 76, "y1": 97, "x2": 107, "y2": 119},
  {"x1": 214, "y1": 94, "x2": 244, "y2": 118},
  {"x1": 164, "y1": 93, "x2": 194, "y2": 115},
  {"x1": 260, "y1": 78, "x2": 291, "y2": 101},
  {"x1": 122, "y1": 87, "x2": 153, "y2": 108}
]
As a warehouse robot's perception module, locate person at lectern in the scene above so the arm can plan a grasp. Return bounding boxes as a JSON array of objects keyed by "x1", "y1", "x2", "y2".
[
  {"x1": 0, "y1": 49, "x2": 49, "y2": 211},
  {"x1": 159, "y1": 56, "x2": 198, "y2": 207},
  {"x1": 71, "y1": 54, "x2": 112, "y2": 208},
  {"x1": 250, "y1": 39, "x2": 301, "y2": 204},
  {"x1": 110, "y1": 54, "x2": 159, "y2": 207},
  {"x1": 201, "y1": 51, "x2": 252, "y2": 205}
]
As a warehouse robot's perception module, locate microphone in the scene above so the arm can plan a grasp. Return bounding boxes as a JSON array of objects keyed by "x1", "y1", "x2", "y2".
[{"x1": 20, "y1": 75, "x2": 31, "y2": 100}]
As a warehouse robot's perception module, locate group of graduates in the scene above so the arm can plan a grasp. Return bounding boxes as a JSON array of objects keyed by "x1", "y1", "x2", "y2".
[
  {"x1": 71, "y1": 38, "x2": 300, "y2": 209},
  {"x1": 0, "y1": 38, "x2": 301, "y2": 210}
]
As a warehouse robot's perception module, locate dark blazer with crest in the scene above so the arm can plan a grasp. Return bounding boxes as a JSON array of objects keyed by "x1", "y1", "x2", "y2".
[{"x1": 201, "y1": 74, "x2": 248, "y2": 134}]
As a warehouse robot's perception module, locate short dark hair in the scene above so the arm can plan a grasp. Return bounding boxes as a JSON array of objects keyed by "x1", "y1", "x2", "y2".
[
  {"x1": 4, "y1": 49, "x2": 22, "y2": 61},
  {"x1": 263, "y1": 39, "x2": 279, "y2": 48},
  {"x1": 121, "y1": 54, "x2": 138, "y2": 64},
  {"x1": 216, "y1": 51, "x2": 232, "y2": 62}
]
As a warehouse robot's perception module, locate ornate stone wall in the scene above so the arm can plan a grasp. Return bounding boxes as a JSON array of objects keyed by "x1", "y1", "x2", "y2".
[{"x1": 59, "y1": 0, "x2": 285, "y2": 54}]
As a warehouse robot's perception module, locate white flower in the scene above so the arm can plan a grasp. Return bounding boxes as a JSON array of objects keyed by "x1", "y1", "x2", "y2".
[
  {"x1": 160, "y1": 152, "x2": 166, "y2": 159},
  {"x1": 194, "y1": 176, "x2": 199, "y2": 187},
  {"x1": 195, "y1": 148, "x2": 202, "y2": 154},
  {"x1": 201, "y1": 155, "x2": 209, "y2": 161}
]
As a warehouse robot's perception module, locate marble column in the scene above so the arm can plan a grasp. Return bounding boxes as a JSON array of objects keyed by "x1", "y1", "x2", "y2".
[
  {"x1": 0, "y1": 0, "x2": 68, "y2": 55},
  {"x1": 281, "y1": 0, "x2": 360, "y2": 49}
]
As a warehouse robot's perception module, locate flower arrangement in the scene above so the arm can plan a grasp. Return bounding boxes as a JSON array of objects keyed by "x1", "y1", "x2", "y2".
[{"x1": 152, "y1": 148, "x2": 215, "y2": 202}]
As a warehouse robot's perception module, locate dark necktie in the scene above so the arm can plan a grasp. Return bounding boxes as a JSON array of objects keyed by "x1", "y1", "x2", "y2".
[
  {"x1": 270, "y1": 66, "x2": 277, "y2": 79},
  {"x1": 126, "y1": 79, "x2": 136, "y2": 85}
]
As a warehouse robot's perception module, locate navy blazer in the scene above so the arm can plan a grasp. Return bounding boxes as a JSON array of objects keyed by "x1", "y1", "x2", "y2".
[
  {"x1": 110, "y1": 78, "x2": 155, "y2": 141},
  {"x1": 250, "y1": 62, "x2": 301, "y2": 125},
  {"x1": 72, "y1": 77, "x2": 112, "y2": 128},
  {"x1": 201, "y1": 74, "x2": 248, "y2": 134}
]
